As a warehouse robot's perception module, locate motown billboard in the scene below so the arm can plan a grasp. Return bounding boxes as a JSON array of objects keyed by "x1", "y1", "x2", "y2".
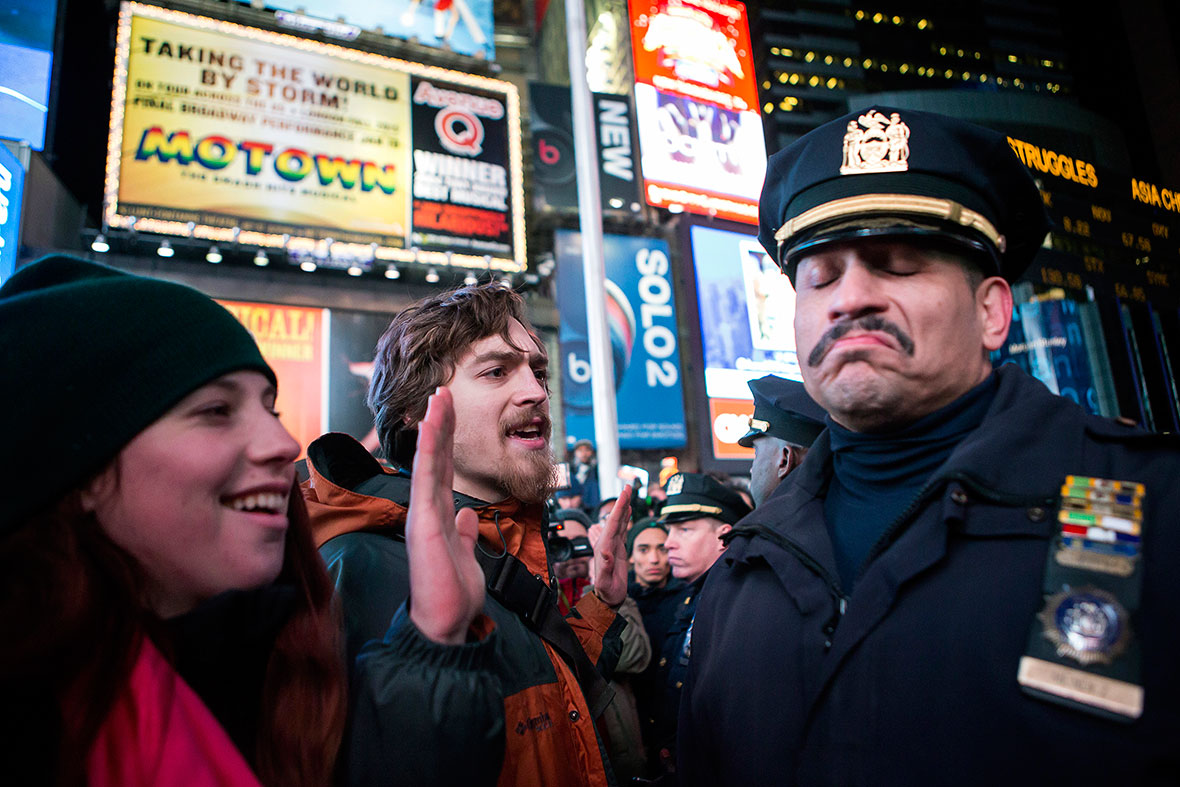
[
  {"x1": 104, "y1": 2, "x2": 523, "y2": 271},
  {"x1": 627, "y1": 0, "x2": 765, "y2": 224}
]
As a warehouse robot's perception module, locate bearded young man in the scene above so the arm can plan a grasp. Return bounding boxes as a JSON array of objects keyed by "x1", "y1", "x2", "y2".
[
  {"x1": 678, "y1": 107, "x2": 1180, "y2": 786},
  {"x1": 302, "y1": 284, "x2": 631, "y2": 786}
]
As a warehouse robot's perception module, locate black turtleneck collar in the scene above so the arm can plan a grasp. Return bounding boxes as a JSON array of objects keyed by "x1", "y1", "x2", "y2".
[{"x1": 824, "y1": 373, "x2": 999, "y2": 591}]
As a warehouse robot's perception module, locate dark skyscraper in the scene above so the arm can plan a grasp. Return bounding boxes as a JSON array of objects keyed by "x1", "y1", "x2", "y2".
[{"x1": 748, "y1": 0, "x2": 1177, "y2": 183}]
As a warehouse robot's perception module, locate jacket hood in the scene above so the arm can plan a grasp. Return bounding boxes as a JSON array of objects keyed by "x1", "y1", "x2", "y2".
[{"x1": 303, "y1": 433, "x2": 408, "y2": 547}]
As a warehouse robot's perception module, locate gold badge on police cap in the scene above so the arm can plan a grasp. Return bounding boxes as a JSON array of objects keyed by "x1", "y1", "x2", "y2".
[
  {"x1": 665, "y1": 473, "x2": 685, "y2": 495},
  {"x1": 840, "y1": 110, "x2": 910, "y2": 175}
]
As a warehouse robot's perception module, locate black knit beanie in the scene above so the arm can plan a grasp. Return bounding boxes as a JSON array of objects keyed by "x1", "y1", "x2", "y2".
[{"x1": 0, "y1": 255, "x2": 276, "y2": 534}]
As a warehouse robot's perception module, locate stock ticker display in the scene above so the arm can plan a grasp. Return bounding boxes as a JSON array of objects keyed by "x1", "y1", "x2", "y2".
[{"x1": 1009, "y1": 136, "x2": 1179, "y2": 309}]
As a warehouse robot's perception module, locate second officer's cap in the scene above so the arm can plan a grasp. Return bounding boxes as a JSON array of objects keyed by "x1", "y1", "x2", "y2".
[
  {"x1": 758, "y1": 105, "x2": 1051, "y2": 284},
  {"x1": 659, "y1": 473, "x2": 752, "y2": 526},
  {"x1": 737, "y1": 375, "x2": 827, "y2": 448}
]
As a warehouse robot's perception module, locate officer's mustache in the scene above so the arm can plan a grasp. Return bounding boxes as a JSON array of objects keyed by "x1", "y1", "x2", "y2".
[{"x1": 807, "y1": 315, "x2": 916, "y2": 367}]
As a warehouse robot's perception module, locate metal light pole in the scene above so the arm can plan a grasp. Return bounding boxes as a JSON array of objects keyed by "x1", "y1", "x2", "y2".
[{"x1": 563, "y1": 0, "x2": 621, "y2": 501}]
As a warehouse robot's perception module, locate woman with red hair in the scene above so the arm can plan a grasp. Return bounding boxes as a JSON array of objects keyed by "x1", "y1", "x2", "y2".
[{"x1": 0, "y1": 256, "x2": 345, "y2": 786}]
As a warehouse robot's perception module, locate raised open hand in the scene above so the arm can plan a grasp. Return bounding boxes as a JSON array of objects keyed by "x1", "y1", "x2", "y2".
[
  {"x1": 407, "y1": 387, "x2": 485, "y2": 645},
  {"x1": 590, "y1": 490, "x2": 632, "y2": 607}
]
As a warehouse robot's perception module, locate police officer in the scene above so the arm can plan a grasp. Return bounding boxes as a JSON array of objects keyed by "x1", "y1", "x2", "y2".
[
  {"x1": 737, "y1": 375, "x2": 827, "y2": 507},
  {"x1": 678, "y1": 106, "x2": 1180, "y2": 786},
  {"x1": 651, "y1": 473, "x2": 751, "y2": 778},
  {"x1": 626, "y1": 517, "x2": 683, "y2": 777}
]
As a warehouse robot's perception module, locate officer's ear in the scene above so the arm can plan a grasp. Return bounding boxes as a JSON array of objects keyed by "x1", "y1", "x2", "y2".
[
  {"x1": 977, "y1": 276, "x2": 1013, "y2": 352},
  {"x1": 776, "y1": 445, "x2": 792, "y2": 480},
  {"x1": 778, "y1": 445, "x2": 804, "y2": 480}
]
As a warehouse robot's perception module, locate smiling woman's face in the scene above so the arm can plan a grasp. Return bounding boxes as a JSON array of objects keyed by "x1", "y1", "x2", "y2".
[{"x1": 83, "y1": 370, "x2": 300, "y2": 618}]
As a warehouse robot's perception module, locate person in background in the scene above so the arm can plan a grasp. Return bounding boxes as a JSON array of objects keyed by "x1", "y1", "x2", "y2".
[
  {"x1": 679, "y1": 106, "x2": 1180, "y2": 785},
  {"x1": 625, "y1": 463, "x2": 675, "y2": 522},
  {"x1": 596, "y1": 497, "x2": 619, "y2": 525},
  {"x1": 552, "y1": 508, "x2": 595, "y2": 613},
  {"x1": 650, "y1": 474, "x2": 751, "y2": 779},
  {"x1": 737, "y1": 375, "x2": 827, "y2": 507},
  {"x1": 629, "y1": 519, "x2": 673, "y2": 594},
  {"x1": 567, "y1": 439, "x2": 602, "y2": 513},
  {"x1": 554, "y1": 481, "x2": 587, "y2": 512},
  {"x1": 558, "y1": 504, "x2": 651, "y2": 784},
  {"x1": 627, "y1": 517, "x2": 680, "y2": 674},
  {"x1": 0, "y1": 256, "x2": 345, "y2": 786},
  {"x1": 625, "y1": 517, "x2": 682, "y2": 775}
]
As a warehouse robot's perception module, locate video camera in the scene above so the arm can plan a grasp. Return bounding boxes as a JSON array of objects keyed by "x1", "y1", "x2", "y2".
[{"x1": 548, "y1": 510, "x2": 594, "y2": 563}]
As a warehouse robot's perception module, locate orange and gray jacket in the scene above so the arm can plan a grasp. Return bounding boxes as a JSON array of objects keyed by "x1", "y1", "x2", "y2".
[{"x1": 302, "y1": 433, "x2": 624, "y2": 787}]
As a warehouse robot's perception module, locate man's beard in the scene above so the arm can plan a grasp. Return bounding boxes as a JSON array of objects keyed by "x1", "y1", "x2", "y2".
[
  {"x1": 492, "y1": 405, "x2": 557, "y2": 504},
  {"x1": 499, "y1": 445, "x2": 556, "y2": 504}
]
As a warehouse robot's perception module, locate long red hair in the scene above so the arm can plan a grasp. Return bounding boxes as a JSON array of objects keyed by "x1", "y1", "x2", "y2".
[{"x1": 0, "y1": 486, "x2": 345, "y2": 786}]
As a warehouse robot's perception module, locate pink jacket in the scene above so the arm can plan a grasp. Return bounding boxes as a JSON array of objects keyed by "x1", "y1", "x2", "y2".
[{"x1": 88, "y1": 638, "x2": 261, "y2": 787}]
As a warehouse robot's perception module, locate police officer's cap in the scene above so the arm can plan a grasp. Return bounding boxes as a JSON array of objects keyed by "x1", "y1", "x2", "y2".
[
  {"x1": 758, "y1": 105, "x2": 1050, "y2": 284},
  {"x1": 659, "y1": 473, "x2": 752, "y2": 526},
  {"x1": 737, "y1": 375, "x2": 827, "y2": 449}
]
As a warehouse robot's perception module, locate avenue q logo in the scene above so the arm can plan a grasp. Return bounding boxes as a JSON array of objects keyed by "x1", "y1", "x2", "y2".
[
  {"x1": 414, "y1": 80, "x2": 503, "y2": 158},
  {"x1": 435, "y1": 107, "x2": 485, "y2": 157}
]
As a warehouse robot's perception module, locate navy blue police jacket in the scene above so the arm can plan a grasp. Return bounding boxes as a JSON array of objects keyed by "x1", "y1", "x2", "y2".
[
  {"x1": 651, "y1": 573, "x2": 705, "y2": 757},
  {"x1": 678, "y1": 365, "x2": 1180, "y2": 786},
  {"x1": 629, "y1": 576, "x2": 687, "y2": 751}
]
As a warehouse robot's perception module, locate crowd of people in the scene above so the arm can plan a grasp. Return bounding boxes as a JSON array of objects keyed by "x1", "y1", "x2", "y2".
[{"x1": 4, "y1": 105, "x2": 1178, "y2": 786}]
